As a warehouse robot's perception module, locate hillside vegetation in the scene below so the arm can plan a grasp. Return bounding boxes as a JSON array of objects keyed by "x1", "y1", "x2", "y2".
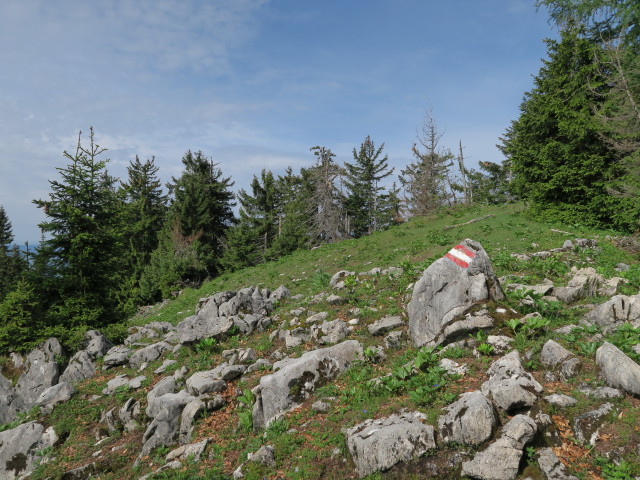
[{"x1": 3, "y1": 204, "x2": 640, "y2": 480}]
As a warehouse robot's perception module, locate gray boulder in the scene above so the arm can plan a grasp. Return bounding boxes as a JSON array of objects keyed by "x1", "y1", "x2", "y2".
[
  {"x1": 252, "y1": 340, "x2": 362, "y2": 430},
  {"x1": 584, "y1": 294, "x2": 640, "y2": 327},
  {"x1": 368, "y1": 316, "x2": 404, "y2": 336},
  {"x1": 346, "y1": 411, "x2": 436, "y2": 478},
  {"x1": 540, "y1": 340, "x2": 580, "y2": 381},
  {"x1": 15, "y1": 338, "x2": 63, "y2": 406},
  {"x1": 139, "y1": 390, "x2": 195, "y2": 460},
  {"x1": 0, "y1": 421, "x2": 58, "y2": 480},
  {"x1": 462, "y1": 415, "x2": 537, "y2": 480},
  {"x1": 545, "y1": 394, "x2": 577, "y2": 408},
  {"x1": 176, "y1": 315, "x2": 235, "y2": 345},
  {"x1": 269, "y1": 285, "x2": 290, "y2": 302},
  {"x1": 185, "y1": 370, "x2": 227, "y2": 396},
  {"x1": 596, "y1": 341, "x2": 640, "y2": 396},
  {"x1": 481, "y1": 351, "x2": 543, "y2": 412},
  {"x1": 438, "y1": 390, "x2": 497, "y2": 445},
  {"x1": 248, "y1": 445, "x2": 276, "y2": 467},
  {"x1": 82, "y1": 330, "x2": 112, "y2": 358},
  {"x1": 537, "y1": 448, "x2": 579, "y2": 480},
  {"x1": 102, "y1": 345, "x2": 132, "y2": 369},
  {"x1": 573, "y1": 402, "x2": 614, "y2": 446},
  {"x1": 178, "y1": 399, "x2": 205, "y2": 444},
  {"x1": 60, "y1": 350, "x2": 96, "y2": 384},
  {"x1": 408, "y1": 239, "x2": 503, "y2": 347},
  {"x1": 35, "y1": 382, "x2": 75, "y2": 413},
  {"x1": 129, "y1": 341, "x2": 172, "y2": 369},
  {"x1": 167, "y1": 438, "x2": 208, "y2": 463},
  {"x1": 0, "y1": 374, "x2": 22, "y2": 424},
  {"x1": 313, "y1": 319, "x2": 349, "y2": 344}
]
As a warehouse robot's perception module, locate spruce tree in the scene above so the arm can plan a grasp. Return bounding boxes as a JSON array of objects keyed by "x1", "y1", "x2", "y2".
[
  {"x1": 222, "y1": 169, "x2": 279, "y2": 271},
  {"x1": 500, "y1": 29, "x2": 630, "y2": 228},
  {"x1": 33, "y1": 128, "x2": 126, "y2": 327},
  {"x1": 166, "y1": 150, "x2": 235, "y2": 280},
  {"x1": 344, "y1": 136, "x2": 394, "y2": 237}
]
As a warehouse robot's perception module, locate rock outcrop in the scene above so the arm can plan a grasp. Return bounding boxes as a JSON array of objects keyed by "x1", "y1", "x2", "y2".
[{"x1": 408, "y1": 239, "x2": 504, "y2": 347}]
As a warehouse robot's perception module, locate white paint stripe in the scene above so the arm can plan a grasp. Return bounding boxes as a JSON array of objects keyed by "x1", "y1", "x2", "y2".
[{"x1": 448, "y1": 248, "x2": 473, "y2": 264}]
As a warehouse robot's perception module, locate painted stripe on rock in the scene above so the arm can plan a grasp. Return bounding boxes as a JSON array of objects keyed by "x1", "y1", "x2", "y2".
[{"x1": 444, "y1": 244, "x2": 476, "y2": 269}]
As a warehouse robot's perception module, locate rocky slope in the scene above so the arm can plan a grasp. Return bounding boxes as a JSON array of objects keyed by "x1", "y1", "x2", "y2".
[{"x1": 1, "y1": 234, "x2": 640, "y2": 480}]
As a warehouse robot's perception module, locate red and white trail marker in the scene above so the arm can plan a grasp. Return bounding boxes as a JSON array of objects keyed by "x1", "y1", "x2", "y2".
[{"x1": 444, "y1": 244, "x2": 476, "y2": 269}]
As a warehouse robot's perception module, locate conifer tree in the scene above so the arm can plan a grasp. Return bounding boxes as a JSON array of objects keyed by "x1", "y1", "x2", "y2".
[
  {"x1": 33, "y1": 128, "x2": 126, "y2": 327},
  {"x1": 0, "y1": 205, "x2": 23, "y2": 301},
  {"x1": 344, "y1": 136, "x2": 394, "y2": 237},
  {"x1": 167, "y1": 150, "x2": 235, "y2": 280},
  {"x1": 399, "y1": 112, "x2": 454, "y2": 216},
  {"x1": 308, "y1": 146, "x2": 346, "y2": 244},
  {"x1": 500, "y1": 29, "x2": 630, "y2": 228}
]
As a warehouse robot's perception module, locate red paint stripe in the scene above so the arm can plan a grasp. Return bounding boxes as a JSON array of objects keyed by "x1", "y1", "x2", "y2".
[
  {"x1": 454, "y1": 244, "x2": 475, "y2": 258},
  {"x1": 445, "y1": 252, "x2": 469, "y2": 268}
]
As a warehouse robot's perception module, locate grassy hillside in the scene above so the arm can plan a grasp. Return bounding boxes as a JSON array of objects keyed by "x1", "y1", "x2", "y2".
[{"x1": 12, "y1": 203, "x2": 640, "y2": 480}]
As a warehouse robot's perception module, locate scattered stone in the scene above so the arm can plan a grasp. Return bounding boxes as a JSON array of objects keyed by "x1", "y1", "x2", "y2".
[
  {"x1": 284, "y1": 328, "x2": 311, "y2": 349},
  {"x1": 60, "y1": 350, "x2": 96, "y2": 384},
  {"x1": 0, "y1": 422, "x2": 58, "y2": 480},
  {"x1": 346, "y1": 411, "x2": 436, "y2": 478},
  {"x1": 306, "y1": 311, "x2": 329, "y2": 324},
  {"x1": 461, "y1": 415, "x2": 537, "y2": 480},
  {"x1": 573, "y1": 402, "x2": 614, "y2": 446},
  {"x1": 368, "y1": 316, "x2": 404, "y2": 336},
  {"x1": 246, "y1": 359, "x2": 272, "y2": 373},
  {"x1": 185, "y1": 371, "x2": 227, "y2": 396},
  {"x1": 330, "y1": 270, "x2": 355, "y2": 289},
  {"x1": 35, "y1": 382, "x2": 75, "y2": 414},
  {"x1": 154, "y1": 360, "x2": 177, "y2": 374},
  {"x1": 408, "y1": 239, "x2": 504, "y2": 347},
  {"x1": 540, "y1": 340, "x2": 580, "y2": 380},
  {"x1": 326, "y1": 294, "x2": 346, "y2": 305},
  {"x1": 537, "y1": 447, "x2": 579, "y2": 480},
  {"x1": 439, "y1": 358, "x2": 467, "y2": 376},
  {"x1": 269, "y1": 285, "x2": 291, "y2": 302},
  {"x1": 313, "y1": 319, "x2": 349, "y2": 344},
  {"x1": 167, "y1": 438, "x2": 208, "y2": 462},
  {"x1": 178, "y1": 399, "x2": 205, "y2": 444},
  {"x1": 384, "y1": 330, "x2": 404, "y2": 349},
  {"x1": 545, "y1": 394, "x2": 578, "y2": 408},
  {"x1": 312, "y1": 400, "x2": 331, "y2": 413},
  {"x1": 248, "y1": 445, "x2": 276, "y2": 467},
  {"x1": 486, "y1": 335, "x2": 513, "y2": 355},
  {"x1": 102, "y1": 375, "x2": 129, "y2": 395},
  {"x1": 102, "y1": 345, "x2": 132, "y2": 369},
  {"x1": 596, "y1": 341, "x2": 640, "y2": 396},
  {"x1": 584, "y1": 294, "x2": 640, "y2": 327},
  {"x1": 252, "y1": 340, "x2": 362, "y2": 430},
  {"x1": 15, "y1": 338, "x2": 63, "y2": 406},
  {"x1": 129, "y1": 341, "x2": 172, "y2": 369},
  {"x1": 438, "y1": 390, "x2": 497, "y2": 445},
  {"x1": 481, "y1": 351, "x2": 543, "y2": 412},
  {"x1": 176, "y1": 315, "x2": 235, "y2": 345}
]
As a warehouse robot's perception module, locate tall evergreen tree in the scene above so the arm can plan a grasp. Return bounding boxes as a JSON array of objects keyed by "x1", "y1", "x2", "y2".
[
  {"x1": 344, "y1": 136, "x2": 394, "y2": 237},
  {"x1": 33, "y1": 128, "x2": 126, "y2": 327},
  {"x1": 0, "y1": 206, "x2": 24, "y2": 301},
  {"x1": 167, "y1": 150, "x2": 235, "y2": 280},
  {"x1": 222, "y1": 169, "x2": 280, "y2": 271},
  {"x1": 500, "y1": 29, "x2": 632, "y2": 228}
]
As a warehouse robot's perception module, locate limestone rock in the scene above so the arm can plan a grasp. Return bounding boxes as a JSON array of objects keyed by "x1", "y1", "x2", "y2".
[
  {"x1": 129, "y1": 341, "x2": 172, "y2": 369},
  {"x1": 545, "y1": 394, "x2": 577, "y2": 408},
  {"x1": 573, "y1": 402, "x2": 614, "y2": 446},
  {"x1": 102, "y1": 345, "x2": 132, "y2": 369},
  {"x1": 252, "y1": 340, "x2": 362, "y2": 430},
  {"x1": 481, "y1": 351, "x2": 543, "y2": 412},
  {"x1": 368, "y1": 316, "x2": 404, "y2": 336},
  {"x1": 537, "y1": 448, "x2": 579, "y2": 480},
  {"x1": 35, "y1": 382, "x2": 75, "y2": 414},
  {"x1": 313, "y1": 319, "x2": 349, "y2": 344},
  {"x1": 596, "y1": 341, "x2": 640, "y2": 396},
  {"x1": 176, "y1": 315, "x2": 234, "y2": 345},
  {"x1": 185, "y1": 371, "x2": 227, "y2": 396},
  {"x1": 60, "y1": 350, "x2": 96, "y2": 384},
  {"x1": 408, "y1": 239, "x2": 504, "y2": 347},
  {"x1": 15, "y1": 338, "x2": 63, "y2": 406},
  {"x1": 584, "y1": 294, "x2": 640, "y2": 327},
  {"x1": 269, "y1": 285, "x2": 291, "y2": 302},
  {"x1": 438, "y1": 390, "x2": 497, "y2": 445},
  {"x1": 0, "y1": 422, "x2": 58, "y2": 480},
  {"x1": 248, "y1": 445, "x2": 276, "y2": 467},
  {"x1": 167, "y1": 438, "x2": 208, "y2": 463},
  {"x1": 346, "y1": 411, "x2": 436, "y2": 478},
  {"x1": 461, "y1": 415, "x2": 537, "y2": 480}
]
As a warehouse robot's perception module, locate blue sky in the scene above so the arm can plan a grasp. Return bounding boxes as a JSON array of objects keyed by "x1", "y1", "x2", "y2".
[{"x1": 0, "y1": 0, "x2": 557, "y2": 243}]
